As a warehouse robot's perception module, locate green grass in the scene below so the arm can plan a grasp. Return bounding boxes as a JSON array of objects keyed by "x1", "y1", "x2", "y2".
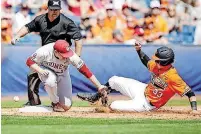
[
  {"x1": 166, "y1": 99, "x2": 201, "y2": 106},
  {"x1": 2, "y1": 115, "x2": 201, "y2": 134},
  {"x1": 1, "y1": 100, "x2": 89, "y2": 108},
  {"x1": 2, "y1": 99, "x2": 201, "y2": 108},
  {"x1": 2, "y1": 98, "x2": 201, "y2": 134}
]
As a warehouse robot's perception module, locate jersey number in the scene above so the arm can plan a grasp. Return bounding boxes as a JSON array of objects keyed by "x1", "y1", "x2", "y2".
[{"x1": 153, "y1": 89, "x2": 163, "y2": 98}]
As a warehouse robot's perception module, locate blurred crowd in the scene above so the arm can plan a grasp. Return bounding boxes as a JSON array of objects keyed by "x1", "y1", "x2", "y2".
[{"x1": 1, "y1": 0, "x2": 201, "y2": 45}]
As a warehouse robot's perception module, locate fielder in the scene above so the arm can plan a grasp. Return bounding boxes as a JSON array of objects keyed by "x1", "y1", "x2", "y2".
[
  {"x1": 26, "y1": 40, "x2": 107, "y2": 112},
  {"x1": 11, "y1": 0, "x2": 83, "y2": 105},
  {"x1": 77, "y1": 42, "x2": 199, "y2": 114}
]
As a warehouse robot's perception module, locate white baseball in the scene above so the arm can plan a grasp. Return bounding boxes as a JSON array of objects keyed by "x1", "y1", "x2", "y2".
[{"x1": 13, "y1": 96, "x2": 19, "y2": 102}]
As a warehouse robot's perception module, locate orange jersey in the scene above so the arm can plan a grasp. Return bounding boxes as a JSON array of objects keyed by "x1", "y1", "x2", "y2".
[{"x1": 145, "y1": 60, "x2": 191, "y2": 108}]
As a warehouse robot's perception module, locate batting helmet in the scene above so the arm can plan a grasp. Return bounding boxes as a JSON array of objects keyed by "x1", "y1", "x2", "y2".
[{"x1": 152, "y1": 46, "x2": 175, "y2": 66}]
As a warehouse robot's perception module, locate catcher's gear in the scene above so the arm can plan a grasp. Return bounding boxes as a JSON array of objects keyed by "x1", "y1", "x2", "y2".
[
  {"x1": 152, "y1": 46, "x2": 174, "y2": 66},
  {"x1": 27, "y1": 73, "x2": 42, "y2": 105}
]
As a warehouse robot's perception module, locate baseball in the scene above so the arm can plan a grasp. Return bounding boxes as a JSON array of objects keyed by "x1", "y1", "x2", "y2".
[{"x1": 13, "y1": 96, "x2": 19, "y2": 102}]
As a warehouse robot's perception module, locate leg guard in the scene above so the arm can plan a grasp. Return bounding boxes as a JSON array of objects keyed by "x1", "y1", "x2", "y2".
[{"x1": 27, "y1": 73, "x2": 42, "y2": 105}]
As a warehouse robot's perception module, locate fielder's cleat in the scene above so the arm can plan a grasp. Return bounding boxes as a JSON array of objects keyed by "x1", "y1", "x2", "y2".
[
  {"x1": 77, "y1": 93, "x2": 101, "y2": 103},
  {"x1": 51, "y1": 102, "x2": 66, "y2": 112}
]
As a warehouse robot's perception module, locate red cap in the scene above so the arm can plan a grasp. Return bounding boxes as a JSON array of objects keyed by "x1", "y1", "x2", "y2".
[
  {"x1": 53, "y1": 40, "x2": 73, "y2": 58},
  {"x1": 122, "y1": 4, "x2": 129, "y2": 10}
]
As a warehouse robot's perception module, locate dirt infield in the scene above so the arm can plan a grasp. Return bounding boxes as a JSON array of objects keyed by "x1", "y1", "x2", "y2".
[
  {"x1": 2, "y1": 106, "x2": 201, "y2": 120},
  {"x1": 2, "y1": 95, "x2": 201, "y2": 120}
]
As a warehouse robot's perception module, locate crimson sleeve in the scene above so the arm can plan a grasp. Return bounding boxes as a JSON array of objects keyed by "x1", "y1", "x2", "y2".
[
  {"x1": 26, "y1": 57, "x2": 35, "y2": 67},
  {"x1": 78, "y1": 64, "x2": 93, "y2": 78}
]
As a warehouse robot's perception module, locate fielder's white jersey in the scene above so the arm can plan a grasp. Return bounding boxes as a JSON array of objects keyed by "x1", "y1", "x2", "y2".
[{"x1": 30, "y1": 43, "x2": 84, "y2": 75}]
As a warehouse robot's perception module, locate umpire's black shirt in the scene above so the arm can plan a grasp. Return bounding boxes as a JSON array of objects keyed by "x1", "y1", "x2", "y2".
[{"x1": 25, "y1": 13, "x2": 82, "y2": 46}]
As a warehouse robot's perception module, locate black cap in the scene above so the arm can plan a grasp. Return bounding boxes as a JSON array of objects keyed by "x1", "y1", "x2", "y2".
[
  {"x1": 48, "y1": 0, "x2": 61, "y2": 10},
  {"x1": 152, "y1": 46, "x2": 175, "y2": 66}
]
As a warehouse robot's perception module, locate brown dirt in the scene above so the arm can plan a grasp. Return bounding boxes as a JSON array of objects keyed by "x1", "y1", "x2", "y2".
[
  {"x1": 2, "y1": 106, "x2": 201, "y2": 120},
  {"x1": 2, "y1": 95, "x2": 201, "y2": 120}
]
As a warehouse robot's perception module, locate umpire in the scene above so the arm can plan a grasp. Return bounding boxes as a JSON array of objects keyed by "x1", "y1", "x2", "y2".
[{"x1": 11, "y1": 0, "x2": 83, "y2": 106}]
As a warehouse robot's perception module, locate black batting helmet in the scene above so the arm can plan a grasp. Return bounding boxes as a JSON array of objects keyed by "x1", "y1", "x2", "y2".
[{"x1": 152, "y1": 46, "x2": 175, "y2": 66}]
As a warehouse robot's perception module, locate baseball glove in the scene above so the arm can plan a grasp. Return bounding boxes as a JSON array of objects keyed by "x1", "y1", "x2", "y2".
[
  {"x1": 77, "y1": 87, "x2": 108, "y2": 106},
  {"x1": 77, "y1": 92, "x2": 101, "y2": 103}
]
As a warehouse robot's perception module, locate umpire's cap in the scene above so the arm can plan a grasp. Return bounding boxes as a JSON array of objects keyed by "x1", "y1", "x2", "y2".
[
  {"x1": 54, "y1": 40, "x2": 73, "y2": 58},
  {"x1": 48, "y1": 0, "x2": 61, "y2": 10},
  {"x1": 152, "y1": 46, "x2": 175, "y2": 66}
]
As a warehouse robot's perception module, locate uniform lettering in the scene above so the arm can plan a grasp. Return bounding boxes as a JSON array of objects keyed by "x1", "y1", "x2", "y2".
[
  {"x1": 42, "y1": 61, "x2": 66, "y2": 72},
  {"x1": 151, "y1": 73, "x2": 167, "y2": 90},
  {"x1": 59, "y1": 64, "x2": 63, "y2": 69},
  {"x1": 153, "y1": 89, "x2": 163, "y2": 98}
]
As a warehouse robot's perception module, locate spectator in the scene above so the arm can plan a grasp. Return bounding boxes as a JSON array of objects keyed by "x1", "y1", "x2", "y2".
[
  {"x1": 94, "y1": 0, "x2": 110, "y2": 9},
  {"x1": 27, "y1": 0, "x2": 47, "y2": 9},
  {"x1": 166, "y1": 4, "x2": 180, "y2": 33},
  {"x1": 115, "y1": 4, "x2": 131, "y2": 30},
  {"x1": 112, "y1": 0, "x2": 125, "y2": 11},
  {"x1": 110, "y1": 30, "x2": 124, "y2": 44},
  {"x1": 79, "y1": 15, "x2": 92, "y2": 32},
  {"x1": 67, "y1": 0, "x2": 97, "y2": 16},
  {"x1": 1, "y1": 2, "x2": 13, "y2": 36},
  {"x1": 127, "y1": 0, "x2": 149, "y2": 14},
  {"x1": 1, "y1": 2, "x2": 14, "y2": 19},
  {"x1": 150, "y1": 0, "x2": 169, "y2": 34},
  {"x1": 121, "y1": 4, "x2": 132, "y2": 17},
  {"x1": 143, "y1": 13, "x2": 158, "y2": 42},
  {"x1": 142, "y1": 12, "x2": 167, "y2": 44},
  {"x1": 1, "y1": 19, "x2": 12, "y2": 44},
  {"x1": 91, "y1": 14, "x2": 113, "y2": 43},
  {"x1": 82, "y1": 29, "x2": 102, "y2": 44},
  {"x1": 104, "y1": 4, "x2": 117, "y2": 30},
  {"x1": 122, "y1": 16, "x2": 143, "y2": 41},
  {"x1": 13, "y1": 4, "x2": 31, "y2": 35},
  {"x1": 35, "y1": 3, "x2": 48, "y2": 16},
  {"x1": 193, "y1": 0, "x2": 201, "y2": 45},
  {"x1": 3, "y1": 0, "x2": 22, "y2": 7}
]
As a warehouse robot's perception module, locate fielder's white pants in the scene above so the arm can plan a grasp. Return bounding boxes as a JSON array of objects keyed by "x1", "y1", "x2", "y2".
[
  {"x1": 38, "y1": 67, "x2": 72, "y2": 107},
  {"x1": 109, "y1": 76, "x2": 156, "y2": 112}
]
